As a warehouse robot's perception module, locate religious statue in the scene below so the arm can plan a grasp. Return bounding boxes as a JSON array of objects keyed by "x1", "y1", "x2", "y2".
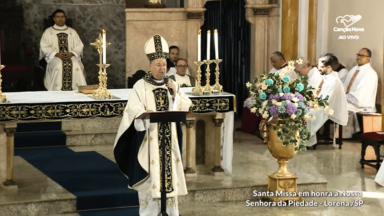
[{"x1": 149, "y1": 0, "x2": 161, "y2": 4}]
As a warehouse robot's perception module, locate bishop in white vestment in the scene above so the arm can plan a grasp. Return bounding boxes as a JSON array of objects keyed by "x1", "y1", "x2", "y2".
[
  {"x1": 343, "y1": 48, "x2": 378, "y2": 138},
  {"x1": 305, "y1": 57, "x2": 348, "y2": 147},
  {"x1": 113, "y1": 35, "x2": 192, "y2": 216}
]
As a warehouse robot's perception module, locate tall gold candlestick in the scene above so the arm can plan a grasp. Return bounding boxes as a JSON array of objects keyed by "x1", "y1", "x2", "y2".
[
  {"x1": 90, "y1": 33, "x2": 112, "y2": 99},
  {"x1": 0, "y1": 65, "x2": 7, "y2": 102},
  {"x1": 192, "y1": 61, "x2": 204, "y2": 95},
  {"x1": 211, "y1": 59, "x2": 223, "y2": 94},
  {"x1": 202, "y1": 60, "x2": 213, "y2": 94}
]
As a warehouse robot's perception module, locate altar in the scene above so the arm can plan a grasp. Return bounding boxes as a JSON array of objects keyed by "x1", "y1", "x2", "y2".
[{"x1": 0, "y1": 88, "x2": 236, "y2": 188}]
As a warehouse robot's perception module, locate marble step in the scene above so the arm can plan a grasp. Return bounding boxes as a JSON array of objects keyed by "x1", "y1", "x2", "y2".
[{"x1": 62, "y1": 118, "x2": 121, "y2": 146}]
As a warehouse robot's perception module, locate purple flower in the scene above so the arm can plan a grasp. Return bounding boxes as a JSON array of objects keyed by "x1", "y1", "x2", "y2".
[
  {"x1": 286, "y1": 103, "x2": 298, "y2": 115},
  {"x1": 281, "y1": 93, "x2": 292, "y2": 101},
  {"x1": 270, "y1": 105, "x2": 279, "y2": 118},
  {"x1": 269, "y1": 93, "x2": 279, "y2": 100},
  {"x1": 294, "y1": 93, "x2": 304, "y2": 102}
]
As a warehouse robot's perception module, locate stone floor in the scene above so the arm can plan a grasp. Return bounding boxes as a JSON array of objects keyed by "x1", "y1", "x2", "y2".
[{"x1": 1, "y1": 122, "x2": 384, "y2": 215}]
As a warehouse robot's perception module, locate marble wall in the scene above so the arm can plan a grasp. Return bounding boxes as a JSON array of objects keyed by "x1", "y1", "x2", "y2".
[{"x1": 16, "y1": 0, "x2": 126, "y2": 88}]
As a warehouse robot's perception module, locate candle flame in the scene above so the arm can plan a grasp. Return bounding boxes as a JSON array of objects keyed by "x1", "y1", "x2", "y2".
[
  {"x1": 214, "y1": 29, "x2": 218, "y2": 33},
  {"x1": 198, "y1": 29, "x2": 201, "y2": 34},
  {"x1": 102, "y1": 29, "x2": 106, "y2": 34},
  {"x1": 207, "y1": 30, "x2": 211, "y2": 34}
]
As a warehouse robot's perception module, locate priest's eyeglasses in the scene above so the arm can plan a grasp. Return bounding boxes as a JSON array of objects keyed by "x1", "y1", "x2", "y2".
[
  {"x1": 176, "y1": 65, "x2": 188, "y2": 69},
  {"x1": 356, "y1": 54, "x2": 370, "y2": 58}
]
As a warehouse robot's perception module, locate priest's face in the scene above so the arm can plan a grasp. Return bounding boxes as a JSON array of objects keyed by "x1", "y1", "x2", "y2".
[
  {"x1": 320, "y1": 64, "x2": 332, "y2": 75},
  {"x1": 150, "y1": 58, "x2": 167, "y2": 80},
  {"x1": 270, "y1": 55, "x2": 285, "y2": 70},
  {"x1": 169, "y1": 48, "x2": 179, "y2": 62},
  {"x1": 356, "y1": 49, "x2": 370, "y2": 66},
  {"x1": 176, "y1": 60, "x2": 188, "y2": 76},
  {"x1": 53, "y1": 12, "x2": 66, "y2": 27},
  {"x1": 295, "y1": 65, "x2": 310, "y2": 77}
]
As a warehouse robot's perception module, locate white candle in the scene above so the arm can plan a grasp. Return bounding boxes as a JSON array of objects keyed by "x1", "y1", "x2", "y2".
[
  {"x1": 198, "y1": 30, "x2": 201, "y2": 62},
  {"x1": 207, "y1": 30, "x2": 211, "y2": 60},
  {"x1": 214, "y1": 29, "x2": 219, "y2": 60},
  {"x1": 102, "y1": 29, "x2": 106, "y2": 64}
]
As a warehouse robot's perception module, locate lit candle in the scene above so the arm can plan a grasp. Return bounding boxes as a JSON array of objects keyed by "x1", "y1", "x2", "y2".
[
  {"x1": 214, "y1": 29, "x2": 219, "y2": 60},
  {"x1": 102, "y1": 29, "x2": 106, "y2": 64},
  {"x1": 198, "y1": 30, "x2": 201, "y2": 62},
  {"x1": 207, "y1": 30, "x2": 211, "y2": 60}
]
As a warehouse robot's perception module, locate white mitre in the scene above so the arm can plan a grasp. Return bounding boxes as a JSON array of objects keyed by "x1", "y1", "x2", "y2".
[{"x1": 144, "y1": 34, "x2": 169, "y2": 62}]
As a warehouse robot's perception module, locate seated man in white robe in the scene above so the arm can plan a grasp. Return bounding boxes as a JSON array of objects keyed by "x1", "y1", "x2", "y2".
[
  {"x1": 166, "y1": 45, "x2": 191, "y2": 76},
  {"x1": 325, "y1": 53, "x2": 349, "y2": 83},
  {"x1": 343, "y1": 48, "x2": 378, "y2": 138},
  {"x1": 304, "y1": 56, "x2": 348, "y2": 147},
  {"x1": 113, "y1": 35, "x2": 192, "y2": 216},
  {"x1": 169, "y1": 58, "x2": 196, "y2": 87},
  {"x1": 39, "y1": 9, "x2": 86, "y2": 91},
  {"x1": 269, "y1": 51, "x2": 298, "y2": 79},
  {"x1": 294, "y1": 58, "x2": 323, "y2": 88}
]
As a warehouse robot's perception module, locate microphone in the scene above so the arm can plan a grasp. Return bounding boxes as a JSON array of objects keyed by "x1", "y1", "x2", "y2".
[{"x1": 162, "y1": 74, "x2": 174, "y2": 95}]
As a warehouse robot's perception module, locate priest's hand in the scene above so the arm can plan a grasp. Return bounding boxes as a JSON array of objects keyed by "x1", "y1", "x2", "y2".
[
  {"x1": 63, "y1": 53, "x2": 74, "y2": 59},
  {"x1": 166, "y1": 82, "x2": 177, "y2": 98},
  {"x1": 55, "y1": 53, "x2": 66, "y2": 60}
]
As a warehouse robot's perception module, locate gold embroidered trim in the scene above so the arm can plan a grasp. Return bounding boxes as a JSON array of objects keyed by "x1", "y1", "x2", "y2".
[
  {"x1": 189, "y1": 98, "x2": 230, "y2": 112},
  {"x1": 153, "y1": 88, "x2": 174, "y2": 193},
  {"x1": 57, "y1": 33, "x2": 72, "y2": 91}
]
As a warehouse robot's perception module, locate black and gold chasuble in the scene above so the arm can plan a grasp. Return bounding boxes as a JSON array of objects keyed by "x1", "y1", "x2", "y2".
[
  {"x1": 153, "y1": 88, "x2": 174, "y2": 193},
  {"x1": 57, "y1": 33, "x2": 73, "y2": 91},
  {"x1": 169, "y1": 75, "x2": 196, "y2": 87}
]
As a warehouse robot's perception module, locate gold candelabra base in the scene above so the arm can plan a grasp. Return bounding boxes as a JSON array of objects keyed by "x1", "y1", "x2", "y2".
[
  {"x1": 0, "y1": 65, "x2": 8, "y2": 102},
  {"x1": 211, "y1": 59, "x2": 223, "y2": 94},
  {"x1": 191, "y1": 61, "x2": 205, "y2": 96},
  {"x1": 93, "y1": 64, "x2": 111, "y2": 99},
  {"x1": 202, "y1": 60, "x2": 214, "y2": 95}
]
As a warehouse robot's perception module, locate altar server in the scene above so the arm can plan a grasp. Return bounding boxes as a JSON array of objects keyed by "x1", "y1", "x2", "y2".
[
  {"x1": 169, "y1": 58, "x2": 196, "y2": 87},
  {"x1": 39, "y1": 9, "x2": 86, "y2": 91}
]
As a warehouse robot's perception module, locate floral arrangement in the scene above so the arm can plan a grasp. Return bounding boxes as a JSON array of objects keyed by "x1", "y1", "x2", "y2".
[{"x1": 246, "y1": 58, "x2": 333, "y2": 151}]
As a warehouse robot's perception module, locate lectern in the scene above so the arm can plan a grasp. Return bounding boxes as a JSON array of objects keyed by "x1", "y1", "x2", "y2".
[{"x1": 137, "y1": 111, "x2": 188, "y2": 216}]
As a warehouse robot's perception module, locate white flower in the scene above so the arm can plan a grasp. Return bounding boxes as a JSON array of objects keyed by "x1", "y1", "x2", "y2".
[
  {"x1": 259, "y1": 108, "x2": 264, "y2": 114},
  {"x1": 286, "y1": 100, "x2": 291, "y2": 104},
  {"x1": 250, "y1": 107, "x2": 257, "y2": 113},
  {"x1": 304, "y1": 114, "x2": 310, "y2": 120},
  {"x1": 313, "y1": 103, "x2": 319, "y2": 110},
  {"x1": 279, "y1": 72, "x2": 285, "y2": 80},
  {"x1": 276, "y1": 102, "x2": 282, "y2": 106},
  {"x1": 279, "y1": 93, "x2": 284, "y2": 97},
  {"x1": 258, "y1": 89, "x2": 263, "y2": 93},
  {"x1": 327, "y1": 109, "x2": 334, "y2": 116},
  {"x1": 262, "y1": 112, "x2": 269, "y2": 119},
  {"x1": 296, "y1": 58, "x2": 303, "y2": 64},
  {"x1": 310, "y1": 115, "x2": 316, "y2": 120},
  {"x1": 291, "y1": 114, "x2": 297, "y2": 119},
  {"x1": 293, "y1": 103, "x2": 298, "y2": 107},
  {"x1": 288, "y1": 60, "x2": 295, "y2": 67},
  {"x1": 263, "y1": 101, "x2": 268, "y2": 107},
  {"x1": 292, "y1": 97, "x2": 299, "y2": 103},
  {"x1": 261, "y1": 83, "x2": 268, "y2": 90},
  {"x1": 324, "y1": 105, "x2": 329, "y2": 110},
  {"x1": 246, "y1": 82, "x2": 252, "y2": 88},
  {"x1": 272, "y1": 99, "x2": 277, "y2": 104}
]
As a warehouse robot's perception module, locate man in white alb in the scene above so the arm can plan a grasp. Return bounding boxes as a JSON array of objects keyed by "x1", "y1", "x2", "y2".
[
  {"x1": 343, "y1": 48, "x2": 378, "y2": 138},
  {"x1": 304, "y1": 56, "x2": 348, "y2": 147},
  {"x1": 294, "y1": 58, "x2": 324, "y2": 89},
  {"x1": 39, "y1": 9, "x2": 86, "y2": 91},
  {"x1": 169, "y1": 58, "x2": 196, "y2": 87},
  {"x1": 269, "y1": 51, "x2": 298, "y2": 79}
]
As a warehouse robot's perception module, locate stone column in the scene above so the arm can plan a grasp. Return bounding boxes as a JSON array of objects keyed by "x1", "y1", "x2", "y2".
[
  {"x1": 3, "y1": 123, "x2": 17, "y2": 189},
  {"x1": 185, "y1": 118, "x2": 196, "y2": 174},
  {"x1": 246, "y1": 1, "x2": 279, "y2": 78},
  {"x1": 281, "y1": 0, "x2": 299, "y2": 61},
  {"x1": 212, "y1": 117, "x2": 224, "y2": 172},
  {"x1": 185, "y1": 1, "x2": 206, "y2": 78},
  {"x1": 307, "y1": 0, "x2": 318, "y2": 64}
]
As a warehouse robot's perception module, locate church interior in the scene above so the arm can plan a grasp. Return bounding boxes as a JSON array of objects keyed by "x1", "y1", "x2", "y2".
[{"x1": 1, "y1": 0, "x2": 384, "y2": 215}]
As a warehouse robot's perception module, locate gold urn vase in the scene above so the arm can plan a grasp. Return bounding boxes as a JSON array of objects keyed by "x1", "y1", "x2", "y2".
[{"x1": 260, "y1": 118, "x2": 303, "y2": 202}]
